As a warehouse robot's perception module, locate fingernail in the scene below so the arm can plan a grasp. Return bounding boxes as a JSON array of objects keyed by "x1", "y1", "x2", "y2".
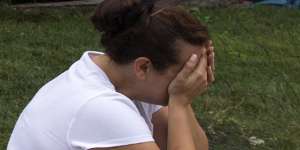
[{"x1": 190, "y1": 54, "x2": 197, "y2": 61}]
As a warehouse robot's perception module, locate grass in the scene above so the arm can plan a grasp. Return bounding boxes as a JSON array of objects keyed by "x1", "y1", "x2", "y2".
[{"x1": 0, "y1": 5, "x2": 300, "y2": 150}]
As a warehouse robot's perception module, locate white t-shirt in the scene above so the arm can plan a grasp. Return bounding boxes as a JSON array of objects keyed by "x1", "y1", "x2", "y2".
[{"x1": 7, "y1": 51, "x2": 162, "y2": 150}]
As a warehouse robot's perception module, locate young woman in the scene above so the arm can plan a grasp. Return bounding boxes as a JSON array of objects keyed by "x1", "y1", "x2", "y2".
[{"x1": 7, "y1": 0, "x2": 215, "y2": 150}]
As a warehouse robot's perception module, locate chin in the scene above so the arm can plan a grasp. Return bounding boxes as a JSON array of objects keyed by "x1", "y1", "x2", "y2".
[
  {"x1": 159, "y1": 98, "x2": 169, "y2": 106},
  {"x1": 156, "y1": 98, "x2": 169, "y2": 106},
  {"x1": 141, "y1": 94, "x2": 169, "y2": 106},
  {"x1": 142, "y1": 98, "x2": 168, "y2": 106}
]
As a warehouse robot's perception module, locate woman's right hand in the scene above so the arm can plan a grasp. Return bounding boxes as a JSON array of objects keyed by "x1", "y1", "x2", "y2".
[{"x1": 168, "y1": 48, "x2": 212, "y2": 107}]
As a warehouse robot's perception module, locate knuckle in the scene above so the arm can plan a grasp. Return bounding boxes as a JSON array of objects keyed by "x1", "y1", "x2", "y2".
[{"x1": 186, "y1": 62, "x2": 195, "y2": 69}]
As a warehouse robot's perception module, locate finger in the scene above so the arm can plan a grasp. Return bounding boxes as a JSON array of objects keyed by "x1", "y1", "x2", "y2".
[
  {"x1": 206, "y1": 41, "x2": 215, "y2": 70},
  {"x1": 212, "y1": 52, "x2": 215, "y2": 71},
  {"x1": 207, "y1": 66, "x2": 215, "y2": 84},
  {"x1": 206, "y1": 45, "x2": 214, "y2": 65},
  {"x1": 189, "y1": 53, "x2": 207, "y2": 81},
  {"x1": 206, "y1": 40, "x2": 213, "y2": 48},
  {"x1": 177, "y1": 54, "x2": 198, "y2": 79},
  {"x1": 208, "y1": 52, "x2": 215, "y2": 70},
  {"x1": 208, "y1": 52, "x2": 214, "y2": 67},
  {"x1": 206, "y1": 45, "x2": 214, "y2": 56}
]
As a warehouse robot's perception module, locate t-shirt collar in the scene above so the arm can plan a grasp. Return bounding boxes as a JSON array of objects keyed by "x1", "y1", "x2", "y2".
[{"x1": 81, "y1": 51, "x2": 116, "y2": 90}]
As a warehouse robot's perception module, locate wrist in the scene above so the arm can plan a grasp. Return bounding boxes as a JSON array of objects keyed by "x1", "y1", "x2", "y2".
[{"x1": 169, "y1": 95, "x2": 191, "y2": 108}]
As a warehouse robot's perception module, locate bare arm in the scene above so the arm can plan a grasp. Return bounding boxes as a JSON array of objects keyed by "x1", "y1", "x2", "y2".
[
  {"x1": 152, "y1": 105, "x2": 208, "y2": 150},
  {"x1": 152, "y1": 107, "x2": 168, "y2": 150},
  {"x1": 167, "y1": 99, "x2": 197, "y2": 150},
  {"x1": 187, "y1": 105, "x2": 209, "y2": 150}
]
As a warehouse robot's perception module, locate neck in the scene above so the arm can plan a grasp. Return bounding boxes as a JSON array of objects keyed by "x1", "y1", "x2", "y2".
[{"x1": 91, "y1": 54, "x2": 137, "y2": 99}]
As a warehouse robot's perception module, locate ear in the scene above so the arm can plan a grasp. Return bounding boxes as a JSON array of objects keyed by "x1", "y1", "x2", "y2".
[{"x1": 133, "y1": 57, "x2": 152, "y2": 80}]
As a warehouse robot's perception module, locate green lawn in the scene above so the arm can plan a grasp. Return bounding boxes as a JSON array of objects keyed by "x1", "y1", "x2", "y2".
[{"x1": 0, "y1": 5, "x2": 300, "y2": 150}]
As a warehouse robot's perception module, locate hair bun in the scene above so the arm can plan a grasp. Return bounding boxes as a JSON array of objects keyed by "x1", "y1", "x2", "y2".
[{"x1": 91, "y1": 0, "x2": 154, "y2": 35}]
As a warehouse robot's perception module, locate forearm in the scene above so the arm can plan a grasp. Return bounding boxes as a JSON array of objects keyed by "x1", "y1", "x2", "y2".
[
  {"x1": 187, "y1": 105, "x2": 209, "y2": 150},
  {"x1": 153, "y1": 107, "x2": 168, "y2": 150},
  {"x1": 167, "y1": 100, "x2": 196, "y2": 150}
]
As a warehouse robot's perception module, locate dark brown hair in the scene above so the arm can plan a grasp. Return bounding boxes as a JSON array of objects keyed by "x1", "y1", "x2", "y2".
[{"x1": 91, "y1": 0, "x2": 209, "y2": 71}]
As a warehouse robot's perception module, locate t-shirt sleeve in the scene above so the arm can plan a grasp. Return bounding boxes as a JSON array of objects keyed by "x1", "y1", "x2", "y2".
[
  {"x1": 67, "y1": 95, "x2": 154, "y2": 149},
  {"x1": 140, "y1": 102, "x2": 163, "y2": 119}
]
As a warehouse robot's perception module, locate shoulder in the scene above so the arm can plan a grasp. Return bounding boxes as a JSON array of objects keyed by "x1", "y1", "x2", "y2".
[
  {"x1": 67, "y1": 91, "x2": 154, "y2": 149},
  {"x1": 71, "y1": 91, "x2": 142, "y2": 126},
  {"x1": 82, "y1": 91, "x2": 139, "y2": 113}
]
